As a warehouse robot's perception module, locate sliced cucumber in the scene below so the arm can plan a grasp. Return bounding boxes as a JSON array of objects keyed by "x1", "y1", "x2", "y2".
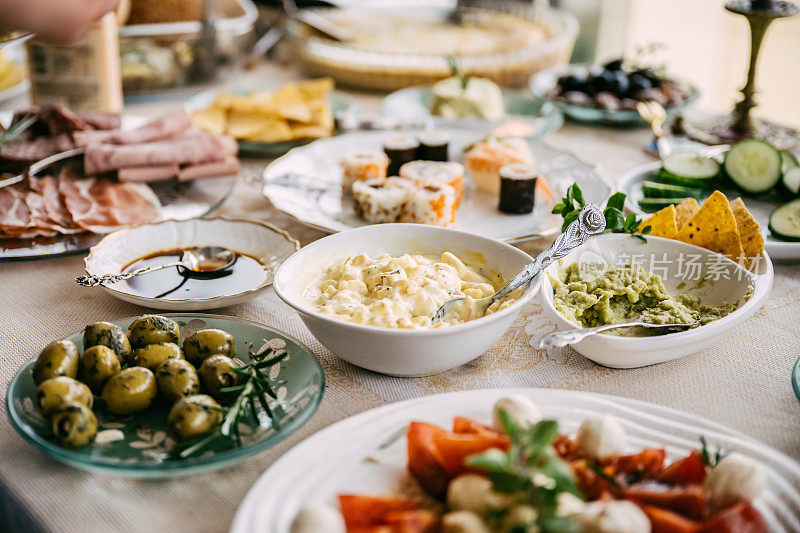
[
  {"x1": 724, "y1": 139, "x2": 782, "y2": 194},
  {"x1": 781, "y1": 150, "x2": 799, "y2": 174},
  {"x1": 782, "y1": 167, "x2": 800, "y2": 196},
  {"x1": 642, "y1": 180, "x2": 703, "y2": 200},
  {"x1": 769, "y1": 198, "x2": 800, "y2": 241},
  {"x1": 638, "y1": 197, "x2": 682, "y2": 213},
  {"x1": 663, "y1": 151, "x2": 721, "y2": 180},
  {"x1": 650, "y1": 169, "x2": 715, "y2": 190}
]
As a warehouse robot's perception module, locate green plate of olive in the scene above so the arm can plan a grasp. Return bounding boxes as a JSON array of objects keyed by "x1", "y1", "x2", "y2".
[{"x1": 5, "y1": 313, "x2": 325, "y2": 478}]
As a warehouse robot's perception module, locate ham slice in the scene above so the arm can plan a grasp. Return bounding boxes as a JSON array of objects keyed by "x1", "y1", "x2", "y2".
[
  {"x1": 118, "y1": 165, "x2": 180, "y2": 182},
  {"x1": 73, "y1": 109, "x2": 193, "y2": 147},
  {"x1": 0, "y1": 183, "x2": 32, "y2": 232},
  {"x1": 38, "y1": 175, "x2": 83, "y2": 232},
  {"x1": 178, "y1": 156, "x2": 241, "y2": 181},
  {"x1": 1, "y1": 135, "x2": 74, "y2": 162},
  {"x1": 58, "y1": 169, "x2": 160, "y2": 232},
  {"x1": 84, "y1": 132, "x2": 238, "y2": 175}
]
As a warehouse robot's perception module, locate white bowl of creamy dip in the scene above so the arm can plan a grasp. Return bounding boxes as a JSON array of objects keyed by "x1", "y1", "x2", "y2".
[
  {"x1": 538, "y1": 234, "x2": 773, "y2": 368},
  {"x1": 273, "y1": 224, "x2": 538, "y2": 376}
]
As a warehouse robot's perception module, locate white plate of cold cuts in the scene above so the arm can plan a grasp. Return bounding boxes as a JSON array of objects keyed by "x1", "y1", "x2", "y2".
[
  {"x1": 0, "y1": 104, "x2": 240, "y2": 260},
  {"x1": 262, "y1": 128, "x2": 611, "y2": 244}
]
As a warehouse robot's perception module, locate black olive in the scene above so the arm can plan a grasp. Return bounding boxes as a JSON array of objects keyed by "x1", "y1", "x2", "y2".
[
  {"x1": 633, "y1": 68, "x2": 662, "y2": 88},
  {"x1": 629, "y1": 74, "x2": 653, "y2": 94},
  {"x1": 605, "y1": 71, "x2": 630, "y2": 97},
  {"x1": 557, "y1": 74, "x2": 586, "y2": 93},
  {"x1": 603, "y1": 58, "x2": 624, "y2": 71}
]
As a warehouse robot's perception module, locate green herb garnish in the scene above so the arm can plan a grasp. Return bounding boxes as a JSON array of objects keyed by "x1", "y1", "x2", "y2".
[
  {"x1": 700, "y1": 436, "x2": 726, "y2": 468},
  {"x1": 553, "y1": 183, "x2": 651, "y2": 240},
  {"x1": 446, "y1": 55, "x2": 470, "y2": 91},
  {"x1": 175, "y1": 344, "x2": 288, "y2": 459},
  {"x1": 466, "y1": 412, "x2": 581, "y2": 532},
  {"x1": 0, "y1": 112, "x2": 35, "y2": 147}
]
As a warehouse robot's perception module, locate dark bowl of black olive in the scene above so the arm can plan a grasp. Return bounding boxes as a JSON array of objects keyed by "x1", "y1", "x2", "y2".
[{"x1": 530, "y1": 61, "x2": 700, "y2": 126}]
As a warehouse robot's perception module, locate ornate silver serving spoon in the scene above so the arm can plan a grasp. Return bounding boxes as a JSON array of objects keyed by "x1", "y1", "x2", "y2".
[
  {"x1": 431, "y1": 203, "x2": 607, "y2": 325},
  {"x1": 76, "y1": 246, "x2": 237, "y2": 287},
  {"x1": 538, "y1": 318, "x2": 699, "y2": 349}
]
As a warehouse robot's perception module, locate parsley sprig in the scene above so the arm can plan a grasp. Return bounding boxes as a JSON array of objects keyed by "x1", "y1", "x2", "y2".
[
  {"x1": 446, "y1": 55, "x2": 470, "y2": 91},
  {"x1": 175, "y1": 343, "x2": 288, "y2": 459},
  {"x1": 466, "y1": 413, "x2": 581, "y2": 532},
  {"x1": 700, "y1": 436, "x2": 726, "y2": 468},
  {"x1": 553, "y1": 183, "x2": 651, "y2": 241}
]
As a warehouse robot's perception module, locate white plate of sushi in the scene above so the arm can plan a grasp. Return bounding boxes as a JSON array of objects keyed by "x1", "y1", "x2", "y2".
[{"x1": 262, "y1": 128, "x2": 611, "y2": 243}]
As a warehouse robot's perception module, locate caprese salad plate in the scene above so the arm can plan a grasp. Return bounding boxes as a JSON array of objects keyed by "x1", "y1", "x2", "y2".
[{"x1": 231, "y1": 388, "x2": 800, "y2": 533}]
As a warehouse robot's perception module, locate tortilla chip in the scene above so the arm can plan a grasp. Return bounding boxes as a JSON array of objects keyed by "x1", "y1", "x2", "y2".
[
  {"x1": 642, "y1": 204, "x2": 678, "y2": 239},
  {"x1": 675, "y1": 191, "x2": 744, "y2": 263},
  {"x1": 730, "y1": 197, "x2": 764, "y2": 268},
  {"x1": 191, "y1": 106, "x2": 227, "y2": 135},
  {"x1": 675, "y1": 197, "x2": 700, "y2": 230}
]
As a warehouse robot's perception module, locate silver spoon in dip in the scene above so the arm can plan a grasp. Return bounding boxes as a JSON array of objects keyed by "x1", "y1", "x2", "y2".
[
  {"x1": 76, "y1": 246, "x2": 237, "y2": 287},
  {"x1": 538, "y1": 318, "x2": 700, "y2": 349},
  {"x1": 431, "y1": 203, "x2": 607, "y2": 325}
]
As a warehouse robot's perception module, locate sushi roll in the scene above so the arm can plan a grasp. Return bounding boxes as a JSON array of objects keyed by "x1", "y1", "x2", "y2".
[
  {"x1": 498, "y1": 163, "x2": 537, "y2": 214},
  {"x1": 398, "y1": 160, "x2": 465, "y2": 206},
  {"x1": 401, "y1": 183, "x2": 457, "y2": 227},
  {"x1": 418, "y1": 131, "x2": 450, "y2": 162},
  {"x1": 464, "y1": 137, "x2": 535, "y2": 195},
  {"x1": 340, "y1": 151, "x2": 390, "y2": 191},
  {"x1": 352, "y1": 178, "x2": 410, "y2": 224},
  {"x1": 383, "y1": 135, "x2": 420, "y2": 176}
]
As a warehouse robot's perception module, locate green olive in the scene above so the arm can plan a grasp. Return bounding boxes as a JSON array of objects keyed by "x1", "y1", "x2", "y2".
[
  {"x1": 199, "y1": 355, "x2": 243, "y2": 400},
  {"x1": 182, "y1": 329, "x2": 235, "y2": 368},
  {"x1": 130, "y1": 342, "x2": 183, "y2": 371},
  {"x1": 167, "y1": 394, "x2": 222, "y2": 442},
  {"x1": 51, "y1": 402, "x2": 97, "y2": 447},
  {"x1": 127, "y1": 315, "x2": 180, "y2": 348},
  {"x1": 36, "y1": 376, "x2": 93, "y2": 416},
  {"x1": 101, "y1": 367, "x2": 157, "y2": 415},
  {"x1": 32, "y1": 339, "x2": 79, "y2": 385},
  {"x1": 83, "y1": 322, "x2": 132, "y2": 363},
  {"x1": 156, "y1": 359, "x2": 200, "y2": 404},
  {"x1": 80, "y1": 345, "x2": 121, "y2": 393}
]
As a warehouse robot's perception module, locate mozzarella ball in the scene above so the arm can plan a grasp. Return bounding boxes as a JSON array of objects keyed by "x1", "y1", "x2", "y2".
[
  {"x1": 502, "y1": 504, "x2": 538, "y2": 530},
  {"x1": 447, "y1": 474, "x2": 507, "y2": 515},
  {"x1": 492, "y1": 395, "x2": 541, "y2": 431},
  {"x1": 556, "y1": 492, "x2": 587, "y2": 517},
  {"x1": 290, "y1": 503, "x2": 346, "y2": 533},
  {"x1": 441, "y1": 510, "x2": 492, "y2": 533},
  {"x1": 576, "y1": 500, "x2": 651, "y2": 533},
  {"x1": 576, "y1": 414, "x2": 627, "y2": 460},
  {"x1": 704, "y1": 452, "x2": 766, "y2": 508}
]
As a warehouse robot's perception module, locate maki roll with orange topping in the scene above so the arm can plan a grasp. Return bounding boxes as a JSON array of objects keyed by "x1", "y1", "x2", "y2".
[
  {"x1": 401, "y1": 183, "x2": 457, "y2": 227},
  {"x1": 352, "y1": 177, "x2": 412, "y2": 223},
  {"x1": 399, "y1": 160, "x2": 465, "y2": 206},
  {"x1": 340, "y1": 151, "x2": 389, "y2": 191}
]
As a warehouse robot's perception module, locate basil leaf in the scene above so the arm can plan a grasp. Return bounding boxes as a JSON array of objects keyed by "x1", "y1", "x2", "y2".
[{"x1": 606, "y1": 191, "x2": 626, "y2": 212}]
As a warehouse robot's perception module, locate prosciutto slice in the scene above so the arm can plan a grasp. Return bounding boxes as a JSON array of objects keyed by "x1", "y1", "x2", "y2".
[
  {"x1": 73, "y1": 109, "x2": 193, "y2": 147},
  {"x1": 84, "y1": 131, "x2": 237, "y2": 175},
  {"x1": 58, "y1": 170, "x2": 160, "y2": 232}
]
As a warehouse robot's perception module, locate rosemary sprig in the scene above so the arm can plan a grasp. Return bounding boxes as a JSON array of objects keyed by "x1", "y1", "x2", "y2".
[
  {"x1": 0, "y1": 113, "x2": 36, "y2": 147},
  {"x1": 175, "y1": 343, "x2": 289, "y2": 459},
  {"x1": 552, "y1": 183, "x2": 651, "y2": 240}
]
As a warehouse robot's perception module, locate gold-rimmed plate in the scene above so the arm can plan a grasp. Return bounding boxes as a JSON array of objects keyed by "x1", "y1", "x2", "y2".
[{"x1": 82, "y1": 218, "x2": 299, "y2": 310}]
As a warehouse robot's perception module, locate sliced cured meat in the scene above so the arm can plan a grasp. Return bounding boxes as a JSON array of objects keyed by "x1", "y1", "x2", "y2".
[
  {"x1": 74, "y1": 109, "x2": 193, "y2": 147},
  {"x1": 38, "y1": 175, "x2": 83, "y2": 232},
  {"x1": 78, "y1": 110, "x2": 121, "y2": 131},
  {"x1": 83, "y1": 132, "x2": 238, "y2": 174},
  {"x1": 58, "y1": 170, "x2": 160, "y2": 232},
  {"x1": 39, "y1": 103, "x2": 88, "y2": 135},
  {"x1": 0, "y1": 183, "x2": 31, "y2": 230},
  {"x1": 1, "y1": 135, "x2": 74, "y2": 162},
  {"x1": 118, "y1": 164, "x2": 179, "y2": 182},
  {"x1": 177, "y1": 156, "x2": 241, "y2": 181}
]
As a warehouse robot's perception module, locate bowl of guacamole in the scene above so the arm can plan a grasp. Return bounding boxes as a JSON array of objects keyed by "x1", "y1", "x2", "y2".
[{"x1": 538, "y1": 234, "x2": 772, "y2": 368}]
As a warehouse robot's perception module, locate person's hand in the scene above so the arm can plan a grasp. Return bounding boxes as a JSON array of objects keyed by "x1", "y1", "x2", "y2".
[{"x1": 0, "y1": 0, "x2": 119, "y2": 45}]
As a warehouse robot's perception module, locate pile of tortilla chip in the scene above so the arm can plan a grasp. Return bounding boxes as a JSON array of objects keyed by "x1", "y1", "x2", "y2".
[
  {"x1": 642, "y1": 191, "x2": 764, "y2": 268},
  {"x1": 192, "y1": 78, "x2": 335, "y2": 143}
]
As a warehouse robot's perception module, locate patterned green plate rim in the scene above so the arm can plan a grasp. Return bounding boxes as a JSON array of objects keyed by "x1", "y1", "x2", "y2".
[
  {"x1": 5, "y1": 313, "x2": 325, "y2": 478},
  {"x1": 792, "y1": 357, "x2": 800, "y2": 404}
]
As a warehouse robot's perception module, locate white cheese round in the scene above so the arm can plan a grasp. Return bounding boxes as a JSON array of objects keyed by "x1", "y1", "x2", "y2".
[
  {"x1": 576, "y1": 500, "x2": 651, "y2": 533},
  {"x1": 290, "y1": 503, "x2": 346, "y2": 533},
  {"x1": 576, "y1": 414, "x2": 627, "y2": 460},
  {"x1": 441, "y1": 510, "x2": 492, "y2": 533},
  {"x1": 492, "y1": 395, "x2": 541, "y2": 431},
  {"x1": 704, "y1": 452, "x2": 767, "y2": 508}
]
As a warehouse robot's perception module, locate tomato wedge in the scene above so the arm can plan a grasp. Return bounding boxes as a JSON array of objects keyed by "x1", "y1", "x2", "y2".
[
  {"x1": 384, "y1": 510, "x2": 439, "y2": 533},
  {"x1": 625, "y1": 484, "x2": 707, "y2": 520},
  {"x1": 613, "y1": 448, "x2": 667, "y2": 481},
  {"x1": 452, "y1": 416, "x2": 497, "y2": 435},
  {"x1": 698, "y1": 501, "x2": 769, "y2": 533},
  {"x1": 338, "y1": 495, "x2": 418, "y2": 527},
  {"x1": 407, "y1": 422, "x2": 452, "y2": 498},
  {"x1": 658, "y1": 451, "x2": 707, "y2": 485},
  {"x1": 640, "y1": 504, "x2": 701, "y2": 533}
]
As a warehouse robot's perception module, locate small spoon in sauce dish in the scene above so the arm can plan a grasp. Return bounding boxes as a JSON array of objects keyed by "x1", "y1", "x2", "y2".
[
  {"x1": 76, "y1": 246, "x2": 237, "y2": 287},
  {"x1": 431, "y1": 203, "x2": 607, "y2": 325},
  {"x1": 538, "y1": 318, "x2": 700, "y2": 349}
]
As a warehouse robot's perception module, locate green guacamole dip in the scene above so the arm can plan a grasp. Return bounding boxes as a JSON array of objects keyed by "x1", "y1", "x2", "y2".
[{"x1": 551, "y1": 262, "x2": 740, "y2": 334}]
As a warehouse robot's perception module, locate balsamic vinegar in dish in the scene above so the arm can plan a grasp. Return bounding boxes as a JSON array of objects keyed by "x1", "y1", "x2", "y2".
[{"x1": 121, "y1": 248, "x2": 269, "y2": 300}]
